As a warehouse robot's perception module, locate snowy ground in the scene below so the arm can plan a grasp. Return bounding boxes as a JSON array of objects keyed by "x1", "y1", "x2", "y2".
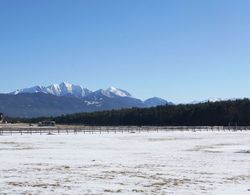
[{"x1": 0, "y1": 131, "x2": 250, "y2": 195}]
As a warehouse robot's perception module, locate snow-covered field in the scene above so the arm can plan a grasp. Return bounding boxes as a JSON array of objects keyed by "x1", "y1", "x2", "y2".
[{"x1": 0, "y1": 131, "x2": 250, "y2": 194}]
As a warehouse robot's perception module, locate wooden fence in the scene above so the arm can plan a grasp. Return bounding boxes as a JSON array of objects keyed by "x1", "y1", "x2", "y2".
[{"x1": 0, "y1": 125, "x2": 249, "y2": 135}]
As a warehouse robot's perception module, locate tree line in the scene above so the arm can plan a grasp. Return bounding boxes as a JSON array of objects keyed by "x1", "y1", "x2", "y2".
[{"x1": 23, "y1": 99, "x2": 250, "y2": 126}]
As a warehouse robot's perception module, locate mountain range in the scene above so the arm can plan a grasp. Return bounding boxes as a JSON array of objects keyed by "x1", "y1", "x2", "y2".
[{"x1": 0, "y1": 82, "x2": 172, "y2": 118}]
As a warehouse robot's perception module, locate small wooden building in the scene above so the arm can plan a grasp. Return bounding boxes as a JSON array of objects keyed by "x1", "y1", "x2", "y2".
[{"x1": 38, "y1": 121, "x2": 56, "y2": 127}]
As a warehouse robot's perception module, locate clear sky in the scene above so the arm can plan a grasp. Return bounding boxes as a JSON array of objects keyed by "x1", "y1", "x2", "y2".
[{"x1": 0, "y1": 0, "x2": 250, "y2": 103}]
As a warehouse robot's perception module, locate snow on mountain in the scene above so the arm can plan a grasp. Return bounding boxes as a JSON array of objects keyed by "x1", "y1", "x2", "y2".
[
  {"x1": 11, "y1": 83, "x2": 133, "y2": 99},
  {"x1": 46, "y1": 84, "x2": 61, "y2": 96},
  {"x1": 5, "y1": 83, "x2": 174, "y2": 117},
  {"x1": 56, "y1": 82, "x2": 91, "y2": 98},
  {"x1": 100, "y1": 87, "x2": 132, "y2": 98},
  {"x1": 11, "y1": 83, "x2": 132, "y2": 99},
  {"x1": 11, "y1": 82, "x2": 91, "y2": 98},
  {"x1": 12, "y1": 85, "x2": 48, "y2": 95},
  {"x1": 10, "y1": 83, "x2": 171, "y2": 110}
]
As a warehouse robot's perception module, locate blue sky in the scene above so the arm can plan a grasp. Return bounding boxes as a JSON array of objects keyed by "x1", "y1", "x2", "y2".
[{"x1": 0, "y1": 0, "x2": 250, "y2": 103}]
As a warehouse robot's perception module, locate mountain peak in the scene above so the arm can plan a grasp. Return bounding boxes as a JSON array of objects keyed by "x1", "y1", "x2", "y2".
[
  {"x1": 60, "y1": 81, "x2": 71, "y2": 87},
  {"x1": 6, "y1": 83, "x2": 173, "y2": 117},
  {"x1": 10, "y1": 83, "x2": 170, "y2": 108},
  {"x1": 103, "y1": 87, "x2": 132, "y2": 98},
  {"x1": 144, "y1": 97, "x2": 172, "y2": 107},
  {"x1": 11, "y1": 82, "x2": 91, "y2": 98}
]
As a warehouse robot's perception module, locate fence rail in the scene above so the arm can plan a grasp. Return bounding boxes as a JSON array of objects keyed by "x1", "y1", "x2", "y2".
[{"x1": 0, "y1": 125, "x2": 250, "y2": 135}]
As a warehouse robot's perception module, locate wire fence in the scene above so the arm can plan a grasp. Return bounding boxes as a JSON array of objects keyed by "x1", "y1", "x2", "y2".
[{"x1": 0, "y1": 125, "x2": 249, "y2": 135}]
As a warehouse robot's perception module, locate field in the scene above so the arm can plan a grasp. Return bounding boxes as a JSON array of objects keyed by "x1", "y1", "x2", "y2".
[{"x1": 0, "y1": 130, "x2": 250, "y2": 194}]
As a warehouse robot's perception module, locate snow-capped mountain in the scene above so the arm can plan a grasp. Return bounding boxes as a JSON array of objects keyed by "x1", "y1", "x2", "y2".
[
  {"x1": 11, "y1": 82, "x2": 170, "y2": 104},
  {"x1": 12, "y1": 85, "x2": 48, "y2": 95},
  {"x1": 101, "y1": 86, "x2": 132, "y2": 98},
  {"x1": 88, "y1": 87, "x2": 132, "y2": 99},
  {"x1": 82, "y1": 87, "x2": 145, "y2": 111},
  {"x1": 11, "y1": 82, "x2": 91, "y2": 98},
  {"x1": 47, "y1": 82, "x2": 92, "y2": 98},
  {"x1": 11, "y1": 83, "x2": 134, "y2": 99},
  {"x1": 4, "y1": 82, "x2": 171, "y2": 117}
]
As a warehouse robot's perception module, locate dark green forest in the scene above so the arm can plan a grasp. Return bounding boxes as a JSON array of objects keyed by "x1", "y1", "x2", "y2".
[{"x1": 24, "y1": 99, "x2": 250, "y2": 126}]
